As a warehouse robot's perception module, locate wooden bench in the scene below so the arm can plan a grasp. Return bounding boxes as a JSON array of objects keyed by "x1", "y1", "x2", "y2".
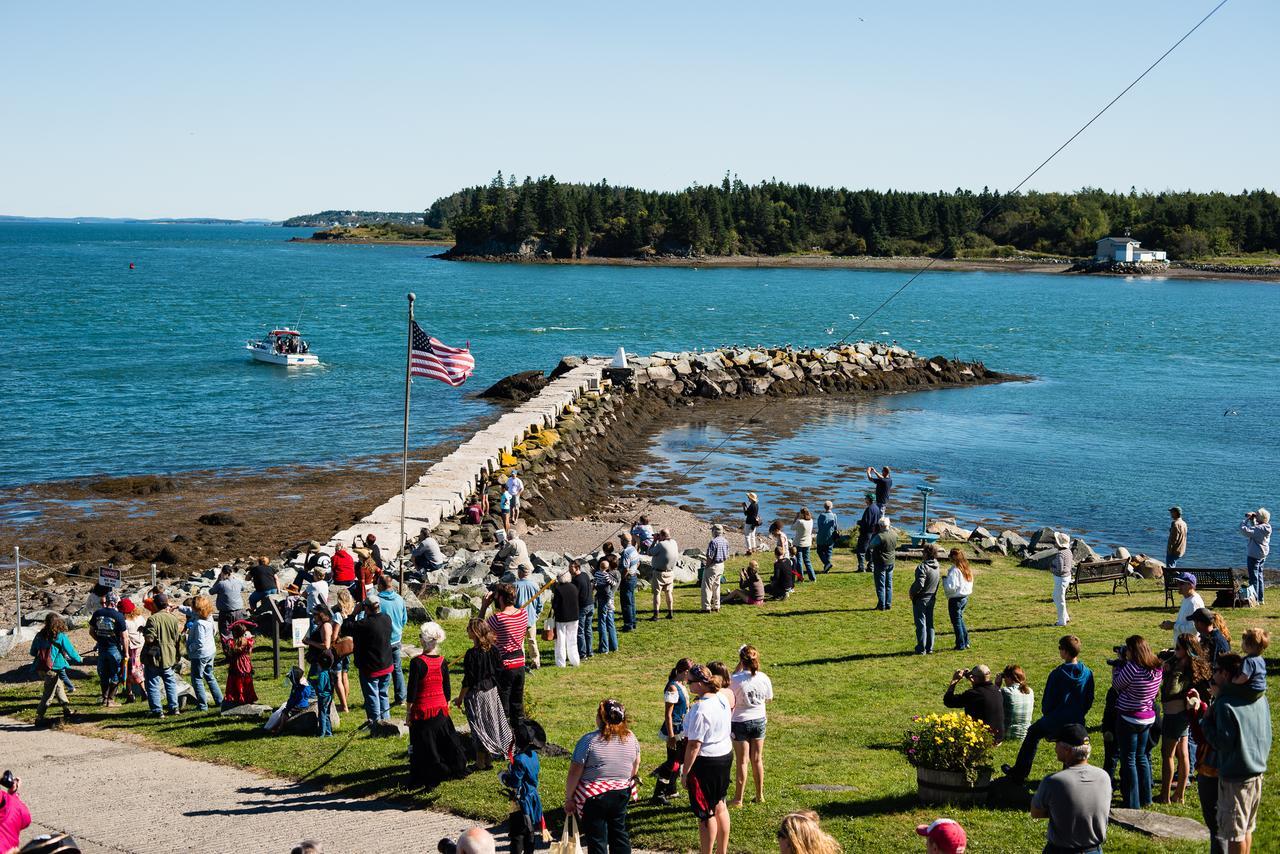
[
  {"x1": 1164, "y1": 567, "x2": 1247, "y2": 608},
  {"x1": 1067, "y1": 558, "x2": 1134, "y2": 601}
]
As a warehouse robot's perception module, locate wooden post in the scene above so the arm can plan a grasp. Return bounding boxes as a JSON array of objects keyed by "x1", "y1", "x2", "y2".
[{"x1": 13, "y1": 547, "x2": 21, "y2": 631}]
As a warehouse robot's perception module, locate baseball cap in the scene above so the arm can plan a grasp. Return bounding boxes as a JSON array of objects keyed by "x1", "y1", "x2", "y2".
[
  {"x1": 1191, "y1": 607, "x2": 1215, "y2": 625},
  {"x1": 1056, "y1": 723, "x2": 1089, "y2": 747},
  {"x1": 1173, "y1": 571, "x2": 1197, "y2": 588},
  {"x1": 915, "y1": 818, "x2": 966, "y2": 853}
]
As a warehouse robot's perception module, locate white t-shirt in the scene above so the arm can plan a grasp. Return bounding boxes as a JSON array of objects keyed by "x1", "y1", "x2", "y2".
[
  {"x1": 775, "y1": 531, "x2": 793, "y2": 559},
  {"x1": 943, "y1": 566, "x2": 974, "y2": 599},
  {"x1": 731, "y1": 671, "x2": 774, "y2": 722},
  {"x1": 682, "y1": 692, "x2": 732, "y2": 757},
  {"x1": 793, "y1": 519, "x2": 813, "y2": 547},
  {"x1": 305, "y1": 580, "x2": 330, "y2": 614},
  {"x1": 1172, "y1": 591, "x2": 1205, "y2": 645}
]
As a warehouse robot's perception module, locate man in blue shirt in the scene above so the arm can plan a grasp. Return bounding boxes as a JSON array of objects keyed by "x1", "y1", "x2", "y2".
[
  {"x1": 815, "y1": 500, "x2": 839, "y2": 573},
  {"x1": 1002, "y1": 634, "x2": 1095, "y2": 784},
  {"x1": 514, "y1": 565, "x2": 543, "y2": 670},
  {"x1": 89, "y1": 592, "x2": 128, "y2": 707},
  {"x1": 375, "y1": 575, "x2": 408, "y2": 706},
  {"x1": 703, "y1": 524, "x2": 730, "y2": 612},
  {"x1": 866, "y1": 465, "x2": 893, "y2": 508},
  {"x1": 617, "y1": 533, "x2": 641, "y2": 631},
  {"x1": 855, "y1": 493, "x2": 882, "y2": 573}
]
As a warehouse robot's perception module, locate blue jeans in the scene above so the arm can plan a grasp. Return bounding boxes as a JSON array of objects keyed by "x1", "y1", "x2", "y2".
[
  {"x1": 389, "y1": 643, "x2": 405, "y2": 704},
  {"x1": 1007, "y1": 717, "x2": 1053, "y2": 781},
  {"x1": 1248, "y1": 555, "x2": 1265, "y2": 603},
  {"x1": 360, "y1": 672, "x2": 391, "y2": 723},
  {"x1": 190, "y1": 654, "x2": 223, "y2": 709},
  {"x1": 874, "y1": 567, "x2": 894, "y2": 609},
  {"x1": 596, "y1": 596, "x2": 618, "y2": 653},
  {"x1": 578, "y1": 603, "x2": 595, "y2": 659},
  {"x1": 1165, "y1": 553, "x2": 1180, "y2": 571},
  {"x1": 620, "y1": 574, "x2": 637, "y2": 629},
  {"x1": 248, "y1": 588, "x2": 277, "y2": 610},
  {"x1": 913, "y1": 595, "x2": 936, "y2": 654},
  {"x1": 796, "y1": 546, "x2": 815, "y2": 581},
  {"x1": 96, "y1": 644, "x2": 123, "y2": 687},
  {"x1": 816, "y1": 542, "x2": 833, "y2": 571},
  {"x1": 948, "y1": 596, "x2": 970, "y2": 650},
  {"x1": 144, "y1": 663, "x2": 179, "y2": 715},
  {"x1": 59, "y1": 669, "x2": 75, "y2": 692},
  {"x1": 312, "y1": 669, "x2": 334, "y2": 737},
  {"x1": 1117, "y1": 718, "x2": 1153, "y2": 808}
]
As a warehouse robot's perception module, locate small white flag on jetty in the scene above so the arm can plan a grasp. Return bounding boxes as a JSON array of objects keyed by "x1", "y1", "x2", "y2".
[{"x1": 410, "y1": 321, "x2": 475, "y2": 386}]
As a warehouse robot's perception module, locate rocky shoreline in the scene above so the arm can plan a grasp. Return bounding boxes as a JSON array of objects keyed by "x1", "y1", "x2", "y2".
[{"x1": 0, "y1": 342, "x2": 1009, "y2": 627}]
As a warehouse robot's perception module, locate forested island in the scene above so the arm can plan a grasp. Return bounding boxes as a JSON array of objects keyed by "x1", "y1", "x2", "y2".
[{"x1": 425, "y1": 174, "x2": 1280, "y2": 264}]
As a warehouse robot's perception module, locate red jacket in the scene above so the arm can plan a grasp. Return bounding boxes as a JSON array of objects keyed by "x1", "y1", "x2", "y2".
[
  {"x1": 331, "y1": 547, "x2": 355, "y2": 583},
  {"x1": 0, "y1": 792, "x2": 31, "y2": 851}
]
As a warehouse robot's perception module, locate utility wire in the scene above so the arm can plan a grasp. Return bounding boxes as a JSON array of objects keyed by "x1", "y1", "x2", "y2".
[{"x1": 567, "y1": 0, "x2": 1231, "y2": 551}]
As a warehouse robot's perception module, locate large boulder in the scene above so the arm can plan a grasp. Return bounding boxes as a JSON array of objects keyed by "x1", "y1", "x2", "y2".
[
  {"x1": 401, "y1": 587, "x2": 429, "y2": 622},
  {"x1": 968, "y1": 526, "x2": 992, "y2": 542},
  {"x1": 1020, "y1": 548, "x2": 1060, "y2": 571},
  {"x1": 531, "y1": 551, "x2": 565, "y2": 572},
  {"x1": 1000, "y1": 530, "x2": 1030, "y2": 550},
  {"x1": 671, "y1": 557, "x2": 701, "y2": 584},
  {"x1": 927, "y1": 520, "x2": 971, "y2": 541},
  {"x1": 979, "y1": 537, "x2": 1008, "y2": 556},
  {"x1": 1071, "y1": 539, "x2": 1100, "y2": 565},
  {"x1": 1028, "y1": 527, "x2": 1058, "y2": 551}
]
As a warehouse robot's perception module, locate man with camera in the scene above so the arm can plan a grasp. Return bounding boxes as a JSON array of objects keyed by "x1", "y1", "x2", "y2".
[
  {"x1": 1240, "y1": 508, "x2": 1270, "y2": 605},
  {"x1": 943, "y1": 664, "x2": 1005, "y2": 742},
  {"x1": 0, "y1": 770, "x2": 31, "y2": 851}
]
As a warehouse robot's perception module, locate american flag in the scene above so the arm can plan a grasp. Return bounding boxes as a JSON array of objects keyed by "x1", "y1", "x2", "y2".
[{"x1": 410, "y1": 321, "x2": 475, "y2": 386}]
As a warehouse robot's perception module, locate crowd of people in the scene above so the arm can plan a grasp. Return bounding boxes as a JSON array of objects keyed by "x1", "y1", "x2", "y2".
[{"x1": 14, "y1": 468, "x2": 1273, "y2": 854}]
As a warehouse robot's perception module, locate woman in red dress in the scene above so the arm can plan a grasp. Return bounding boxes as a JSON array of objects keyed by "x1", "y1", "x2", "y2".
[{"x1": 407, "y1": 622, "x2": 468, "y2": 789}]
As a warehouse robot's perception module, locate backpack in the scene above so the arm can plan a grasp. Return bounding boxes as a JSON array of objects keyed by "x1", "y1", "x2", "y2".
[
  {"x1": 34, "y1": 639, "x2": 54, "y2": 674},
  {"x1": 91, "y1": 612, "x2": 120, "y2": 642},
  {"x1": 1235, "y1": 584, "x2": 1259, "y2": 608}
]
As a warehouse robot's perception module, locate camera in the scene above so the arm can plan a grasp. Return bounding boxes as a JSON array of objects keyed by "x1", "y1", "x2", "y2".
[
  {"x1": 1107, "y1": 645, "x2": 1128, "y2": 668},
  {"x1": 437, "y1": 839, "x2": 457, "y2": 854},
  {"x1": 0, "y1": 770, "x2": 14, "y2": 792}
]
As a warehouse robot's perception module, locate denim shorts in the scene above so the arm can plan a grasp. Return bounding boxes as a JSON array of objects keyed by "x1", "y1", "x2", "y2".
[
  {"x1": 731, "y1": 718, "x2": 766, "y2": 741},
  {"x1": 1161, "y1": 710, "x2": 1189, "y2": 745}
]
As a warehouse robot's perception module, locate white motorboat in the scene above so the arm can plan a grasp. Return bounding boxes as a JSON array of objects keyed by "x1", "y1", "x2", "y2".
[{"x1": 245, "y1": 328, "x2": 319, "y2": 366}]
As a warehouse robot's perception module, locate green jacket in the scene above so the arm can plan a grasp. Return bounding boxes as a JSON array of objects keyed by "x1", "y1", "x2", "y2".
[
  {"x1": 869, "y1": 528, "x2": 898, "y2": 570},
  {"x1": 143, "y1": 610, "x2": 184, "y2": 669},
  {"x1": 1204, "y1": 689, "x2": 1272, "y2": 780}
]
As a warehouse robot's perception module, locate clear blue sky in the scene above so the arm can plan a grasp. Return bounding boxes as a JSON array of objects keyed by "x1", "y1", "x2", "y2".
[{"x1": 2, "y1": 1, "x2": 1275, "y2": 219}]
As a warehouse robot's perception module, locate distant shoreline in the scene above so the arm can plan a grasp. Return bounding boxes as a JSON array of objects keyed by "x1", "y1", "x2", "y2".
[{"x1": 291, "y1": 237, "x2": 1280, "y2": 281}]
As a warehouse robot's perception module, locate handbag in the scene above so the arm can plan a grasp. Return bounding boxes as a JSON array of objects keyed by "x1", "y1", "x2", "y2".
[
  {"x1": 542, "y1": 616, "x2": 556, "y2": 642},
  {"x1": 548, "y1": 815, "x2": 584, "y2": 854},
  {"x1": 333, "y1": 636, "x2": 355, "y2": 658}
]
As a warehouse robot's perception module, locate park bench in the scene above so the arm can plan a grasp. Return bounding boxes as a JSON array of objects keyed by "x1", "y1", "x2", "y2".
[
  {"x1": 1067, "y1": 558, "x2": 1133, "y2": 601},
  {"x1": 1164, "y1": 567, "x2": 1247, "y2": 608}
]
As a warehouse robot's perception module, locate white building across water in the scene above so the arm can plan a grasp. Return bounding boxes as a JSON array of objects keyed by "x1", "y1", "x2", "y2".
[{"x1": 1095, "y1": 236, "x2": 1168, "y2": 263}]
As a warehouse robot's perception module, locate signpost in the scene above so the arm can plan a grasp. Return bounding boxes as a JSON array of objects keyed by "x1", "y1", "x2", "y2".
[{"x1": 98, "y1": 564, "x2": 122, "y2": 590}]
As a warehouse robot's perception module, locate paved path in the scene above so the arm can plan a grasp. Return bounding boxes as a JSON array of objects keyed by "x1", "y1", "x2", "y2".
[{"x1": 0, "y1": 719, "x2": 507, "y2": 853}]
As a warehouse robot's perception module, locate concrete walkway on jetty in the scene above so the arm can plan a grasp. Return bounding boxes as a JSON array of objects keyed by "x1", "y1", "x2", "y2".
[
  {"x1": 332, "y1": 361, "x2": 607, "y2": 549},
  {"x1": 0, "y1": 719, "x2": 536, "y2": 854}
]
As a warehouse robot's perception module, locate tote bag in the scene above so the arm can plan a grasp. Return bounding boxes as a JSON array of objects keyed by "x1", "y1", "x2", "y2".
[{"x1": 548, "y1": 815, "x2": 584, "y2": 854}]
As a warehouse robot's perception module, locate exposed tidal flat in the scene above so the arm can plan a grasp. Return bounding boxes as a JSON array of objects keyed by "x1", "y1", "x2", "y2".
[{"x1": 0, "y1": 222, "x2": 1277, "y2": 567}]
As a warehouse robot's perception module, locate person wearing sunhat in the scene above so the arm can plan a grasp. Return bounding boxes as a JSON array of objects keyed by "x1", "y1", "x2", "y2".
[
  {"x1": 1161, "y1": 571, "x2": 1205, "y2": 648},
  {"x1": 1166, "y1": 506, "x2": 1188, "y2": 570},
  {"x1": 1030, "y1": 723, "x2": 1110, "y2": 854},
  {"x1": 1049, "y1": 531, "x2": 1074, "y2": 627},
  {"x1": 915, "y1": 817, "x2": 966, "y2": 853}
]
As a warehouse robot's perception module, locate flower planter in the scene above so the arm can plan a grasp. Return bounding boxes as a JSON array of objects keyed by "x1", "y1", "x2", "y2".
[{"x1": 916, "y1": 767, "x2": 992, "y2": 805}]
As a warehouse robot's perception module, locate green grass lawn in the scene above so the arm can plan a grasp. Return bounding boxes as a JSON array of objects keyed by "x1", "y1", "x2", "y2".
[{"x1": 3, "y1": 547, "x2": 1277, "y2": 852}]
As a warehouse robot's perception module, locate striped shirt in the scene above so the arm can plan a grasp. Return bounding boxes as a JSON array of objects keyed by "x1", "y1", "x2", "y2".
[
  {"x1": 571, "y1": 731, "x2": 640, "y2": 786},
  {"x1": 488, "y1": 609, "x2": 528, "y2": 670},
  {"x1": 1112, "y1": 661, "x2": 1161, "y2": 723}
]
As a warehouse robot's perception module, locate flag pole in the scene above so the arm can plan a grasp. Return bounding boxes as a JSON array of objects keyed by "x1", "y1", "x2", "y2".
[{"x1": 399, "y1": 292, "x2": 415, "y2": 594}]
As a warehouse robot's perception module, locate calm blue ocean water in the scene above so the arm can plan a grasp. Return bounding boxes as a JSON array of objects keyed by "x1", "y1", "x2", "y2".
[{"x1": 1, "y1": 222, "x2": 1276, "y2": 562}]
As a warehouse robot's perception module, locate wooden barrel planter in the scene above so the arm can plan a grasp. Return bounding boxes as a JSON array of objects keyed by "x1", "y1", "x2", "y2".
[{"x1": 916, "y1": 767, "x2": 992, "y2": 805}]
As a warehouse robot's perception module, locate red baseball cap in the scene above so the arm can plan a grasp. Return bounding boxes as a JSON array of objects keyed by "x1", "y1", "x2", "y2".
[{"x1": 916, "y1": 818, "x2": 966, "y2": 853}]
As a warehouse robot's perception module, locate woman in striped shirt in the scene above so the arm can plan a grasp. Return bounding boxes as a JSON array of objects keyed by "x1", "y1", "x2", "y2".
[
  {"x1": 481, "y1": 583, "x2": 529, "y2": 728},
  {"x1": 565, "y1": 698, "x2": 640, "y2": 854},
  {"x1": 1112, "y1": 634, "x2": 1163, "y2": 809}
]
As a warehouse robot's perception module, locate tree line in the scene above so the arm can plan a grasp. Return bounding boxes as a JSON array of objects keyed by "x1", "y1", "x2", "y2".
[{"x1": 425, "y1": 173, "x2": 1280, "y2": 260}]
